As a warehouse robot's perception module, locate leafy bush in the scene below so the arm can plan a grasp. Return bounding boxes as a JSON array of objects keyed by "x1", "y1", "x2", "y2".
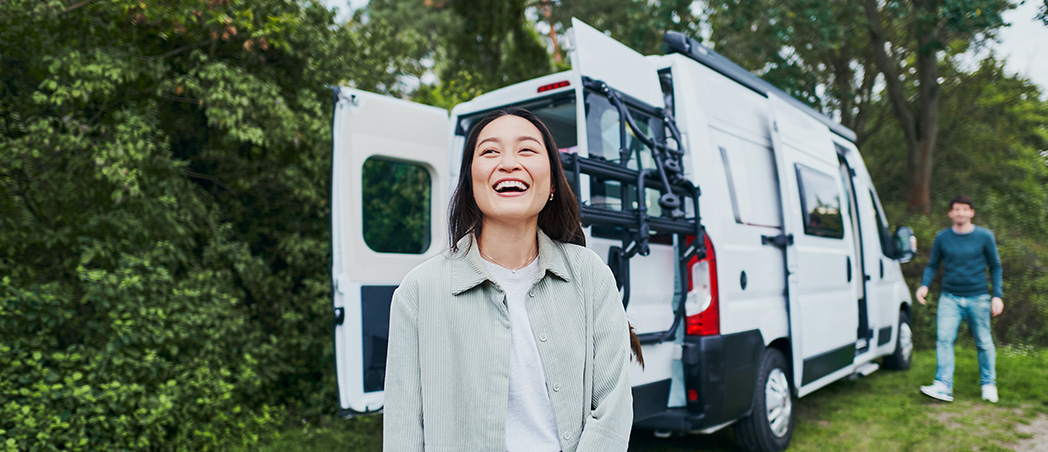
[
  {"x1": 0, "y1": 0, "x2": 424, "y2": 449},
  {"x1": 868, "y1": 59, "x2": 1048, "y2": 349}
]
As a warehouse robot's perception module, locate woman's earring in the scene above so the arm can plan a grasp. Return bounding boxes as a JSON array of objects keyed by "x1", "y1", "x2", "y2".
[{"x1": 549, "y1": 192, "x2": 554, "y2": 202}]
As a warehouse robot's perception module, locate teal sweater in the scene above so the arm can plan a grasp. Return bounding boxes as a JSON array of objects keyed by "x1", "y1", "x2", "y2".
[{"x1": 921, "y1": 226, "x2": 1003, "y2": 298}]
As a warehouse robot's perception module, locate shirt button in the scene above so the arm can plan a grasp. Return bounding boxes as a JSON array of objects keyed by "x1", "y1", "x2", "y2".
[
  {"x1": 553, "y1": 383, "x2": 561, "y2": 392},
  {"x1": 539, "y1": 334, "x2": 548, "y2": 342},
  {"x1": 563, "y1": 432, "x2": 571, "y2": 440},
  {"x1": 528, "y1": 290, "x2": 536, "y2": 297}
]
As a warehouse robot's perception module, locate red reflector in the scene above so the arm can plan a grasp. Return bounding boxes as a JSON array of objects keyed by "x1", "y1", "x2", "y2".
[
  {"x1": 537, "y1": 80, "x2": 570, "y2": 92},
  {"x1": 687, "y1": 389, "x2": 699, "y2": 402}
]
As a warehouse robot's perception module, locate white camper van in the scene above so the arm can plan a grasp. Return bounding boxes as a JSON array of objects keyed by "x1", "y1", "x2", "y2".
[{"x1": 331, "y1": 19, "x2": 917, "y2": 452}]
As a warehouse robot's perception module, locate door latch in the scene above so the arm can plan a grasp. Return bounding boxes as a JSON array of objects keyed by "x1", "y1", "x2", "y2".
[{"x1": 761, "y1": 233, "x2": 794, "y2": 248}]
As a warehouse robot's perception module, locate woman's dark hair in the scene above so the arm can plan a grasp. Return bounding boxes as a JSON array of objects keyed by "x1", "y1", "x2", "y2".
[
  {"x1": 447, "y1": 107, "x2": 643, "y2": 367},
  {"x1": 447, "y1": 107, "x2": 585, "y2": 250}
]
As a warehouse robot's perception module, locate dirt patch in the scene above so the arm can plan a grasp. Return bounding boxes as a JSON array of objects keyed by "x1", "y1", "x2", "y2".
[
  {"x1": 926, "y1": 402, "x2": 1048, "y2": 451},
  {"x1": 1012, "y1": 413, "x2": 1048, "y2": 452}
]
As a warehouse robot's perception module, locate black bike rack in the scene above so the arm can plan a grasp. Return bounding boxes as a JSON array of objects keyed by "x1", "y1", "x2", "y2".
[{"x1": 563, "y1": 77, "x2": 707, "y2": 345}]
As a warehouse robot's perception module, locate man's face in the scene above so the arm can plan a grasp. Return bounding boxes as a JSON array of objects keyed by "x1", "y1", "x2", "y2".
[{"x1": 948, "y1": 203, "x2": 975, "y2": 225}]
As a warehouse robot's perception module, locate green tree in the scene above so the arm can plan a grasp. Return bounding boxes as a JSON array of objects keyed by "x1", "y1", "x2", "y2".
[
  {"x1": 704, "y1": 0, "x2": 883, "y2": 144},
  {"x1": 704, "y1": 0, "x2": 1012, "y2": 213},
  {"x1": 864, "y1": 57, "x2": 1048, "y2": 346},
  {"x1": 366, "y1": 0, "x2": 553, "y2": 109},
  {"x1": 545, "y1": 0, "x2": 703, "y2": 56},
  {"x1": 0, "y1": 0, "x2": 423, "y2": 449},
  {"x1": 861, "y1": 0, "x2": 1011, "y2": 213}
]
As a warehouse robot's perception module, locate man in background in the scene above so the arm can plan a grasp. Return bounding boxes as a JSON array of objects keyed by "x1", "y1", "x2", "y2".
[{"x1": 916, "y1": 195, "x2": 1003, "y2": 403}]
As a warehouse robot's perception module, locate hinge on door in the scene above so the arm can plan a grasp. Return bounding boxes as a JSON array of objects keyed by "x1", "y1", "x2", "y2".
[
  {"x1": 333, "y1": 307, "x2": 345, "y2": 326},
  {"x1": 761, "y1": 233, "x2": 794, "y2": 248}
]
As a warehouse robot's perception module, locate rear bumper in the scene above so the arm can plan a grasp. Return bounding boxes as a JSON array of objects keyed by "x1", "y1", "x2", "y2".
[{"x1": 634, "y1": 329, "x2": 764, "y2": 431}]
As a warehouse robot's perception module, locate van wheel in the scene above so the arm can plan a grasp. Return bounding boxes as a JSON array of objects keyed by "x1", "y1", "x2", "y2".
[
  {"x1": 882, "y1": 310, "x2": 913, "y2": 370},
  {"x1": 734, "y1": 348, "x2": 793, "y2": 452}
]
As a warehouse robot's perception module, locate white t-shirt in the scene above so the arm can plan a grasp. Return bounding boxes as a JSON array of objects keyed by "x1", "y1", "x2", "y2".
[{"x1": 483, "y1": 258, "x2": 561, "y2": 452}]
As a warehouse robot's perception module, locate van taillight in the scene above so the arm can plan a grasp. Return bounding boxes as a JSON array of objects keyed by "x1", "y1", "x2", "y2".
[
  {"x1": 537, "y1": 80, "x2": 570, "y2": 92},
  {"x1": 685, "y1": 234, "x2": 718, "y2": 336}
]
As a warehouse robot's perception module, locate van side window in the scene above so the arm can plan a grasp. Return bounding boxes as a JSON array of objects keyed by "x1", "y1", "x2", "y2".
[
  {"x1": 870, "y1": 190, "x2": 893, "y2": 256},
  {"x1": 361, "y1": 157, "x2": 432, "y2": 254},
  {"x1": 795, "y1": 164, "x2": 844, "y2": 239}
]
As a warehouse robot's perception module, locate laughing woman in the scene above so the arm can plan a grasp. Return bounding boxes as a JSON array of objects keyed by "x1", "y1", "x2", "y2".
[{"x1": 383, "y1": 108, "x2": 640, "y2": 452}]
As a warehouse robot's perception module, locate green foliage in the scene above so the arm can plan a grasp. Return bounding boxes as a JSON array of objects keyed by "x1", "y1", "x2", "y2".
[
  {"x1": 361, "y1": 159, "x2": 432, "y2": 254},
  {"x1": 366, "y1": 0, "x2": 553, "y2": 106},
  {"x1": 705, "y1": 0, "x2": 870, "y2": 114},
  {"x1": 546, "y1": 0, "x2": 703, "y2": 55},
  {"x1": 865, "y1": 57, "x2": 1048, "y2": 347},
  {"x1": 0, "y1": 0, "x2": 426, "y2": 449}
]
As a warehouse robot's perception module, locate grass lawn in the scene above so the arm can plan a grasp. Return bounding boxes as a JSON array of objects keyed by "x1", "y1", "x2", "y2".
[{"x1": 245, "y1": 345, "x2": 1048, "y2": 452}]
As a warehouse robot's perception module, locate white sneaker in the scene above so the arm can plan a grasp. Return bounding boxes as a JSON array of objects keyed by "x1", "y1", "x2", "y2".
[
  {"x1": 982, "y1": 384, "x2": 998, "y2": 403},
  {"x1": 920, "y1": 381, "x2": 954, "y2": 402}
]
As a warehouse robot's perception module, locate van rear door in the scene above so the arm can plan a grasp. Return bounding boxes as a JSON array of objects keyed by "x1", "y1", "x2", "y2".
[
  {"x1": 568, "y1": 18, "x2": 701, "y2": 418},
  {"x1": 767, "y1": 95, "x2": 860, "y2": 396},
  {"x1": 331, "y1": 88, "x2": 449, "y2": 414}
]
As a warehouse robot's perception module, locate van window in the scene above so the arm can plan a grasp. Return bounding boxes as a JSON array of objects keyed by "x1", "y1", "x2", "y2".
[
  {"x1": 795, "y1": 164, "x2": 844, "y2": 239},
  {"x1": 870, "y1": 190, "x2": 893, "y2": 256},
  {"x1": 361, "y1": 157, "x2": 432, "y2": 254},
  {"x1": 456, "y1": 93, "x2": 578, "y2": 151},
  {"x1": 585, "y1": 90, "x2": 667, "y2": 224}
]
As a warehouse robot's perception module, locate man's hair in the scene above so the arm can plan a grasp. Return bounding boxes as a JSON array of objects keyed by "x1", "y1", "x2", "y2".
[{"x1": 949, "y1": 194, "x2": 974, "y2": 210}]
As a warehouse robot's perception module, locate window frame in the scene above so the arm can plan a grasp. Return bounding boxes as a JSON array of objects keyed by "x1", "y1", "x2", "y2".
[{"x1": 795, "y1": 163, "x2": 845, "y2": 239}]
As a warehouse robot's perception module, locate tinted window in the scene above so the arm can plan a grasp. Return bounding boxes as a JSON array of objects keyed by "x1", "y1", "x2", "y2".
[
  {"x1": 796, "y1": 164, "x2": 844, "y2": 239},
  {"x1": 457, "y1": 93, "x2": 578, "y2": 150},
  {"x1": 870, "y1": 190, "x2": 893, "y2": 256},
  {"x1": 362, "y1": 157, "x2": 431, "y2": 253}
]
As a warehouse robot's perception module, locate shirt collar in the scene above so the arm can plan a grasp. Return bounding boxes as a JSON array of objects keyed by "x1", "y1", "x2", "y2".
[{"x1": 450, "y1": 229, "x2": 572, "y2": 295}]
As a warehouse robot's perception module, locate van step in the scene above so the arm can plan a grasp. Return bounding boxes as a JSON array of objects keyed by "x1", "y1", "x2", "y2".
[{"x1": 848, "y1": 362, "x2": 880, "y2": 380}]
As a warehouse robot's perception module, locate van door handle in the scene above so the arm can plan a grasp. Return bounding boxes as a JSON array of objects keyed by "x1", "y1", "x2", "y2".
[
  {"x1": 761, "y1": 233, "x2": 793, "y2": 248},
  {"x1": 846, "y1": 256, "x2": 852, "y2": 282}
]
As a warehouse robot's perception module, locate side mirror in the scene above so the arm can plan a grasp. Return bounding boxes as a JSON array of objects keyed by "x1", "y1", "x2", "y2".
[{"x1": 892, "y1": 226, "x2": 917, "y2": 263}]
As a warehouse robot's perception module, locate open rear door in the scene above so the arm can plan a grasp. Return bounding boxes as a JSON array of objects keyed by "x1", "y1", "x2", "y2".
[
  {"x1": 567, "y1": 19, "x2": 704, "y2": 418},
  {"x1": 568, "y1": 18, "x2": 663, "y2": 107},
  {"x1": 331, "y1": 88, "x2": 449, "y2": 414},
  {"x1": 766, "y1": 94, "x2": 859, "y2": 396}
]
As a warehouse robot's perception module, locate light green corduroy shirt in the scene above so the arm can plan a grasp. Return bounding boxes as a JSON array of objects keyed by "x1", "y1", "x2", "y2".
[{"x1": 382, "y1": 230, "x2": 633, "y2": 452}]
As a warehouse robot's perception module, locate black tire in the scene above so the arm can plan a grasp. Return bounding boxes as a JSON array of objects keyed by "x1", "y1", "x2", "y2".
[
  {"x1": 734, "y1": 348, "x2": 794, "y2": 452},
  {"x1": 883, "y1": 310, "x2": 913, "y2": 371}
]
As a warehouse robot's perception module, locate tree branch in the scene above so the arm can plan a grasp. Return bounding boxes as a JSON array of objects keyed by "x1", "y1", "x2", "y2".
[
  {"x1": 59, "y1": 0, "x2": 97, "y2": 15},
  {"x1": 182, "y1": 168, "x2": 235, "y2": 194},
  {"x1": 862, "y1": 0, "x2": 918, "y2": 149},
  {"x1": 151, "y1": 38, "x2": 217, "y2": 59}
]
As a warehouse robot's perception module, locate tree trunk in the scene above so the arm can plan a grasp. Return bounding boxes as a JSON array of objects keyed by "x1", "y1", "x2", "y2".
[{"x1": 863, "y1": 0, "x2": 940, "y2": 214}]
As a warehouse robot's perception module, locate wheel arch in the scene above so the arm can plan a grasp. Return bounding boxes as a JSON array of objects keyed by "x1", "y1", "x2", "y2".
[{"x1": 767, "y1": 337, "x2": 794, "y2": 394}]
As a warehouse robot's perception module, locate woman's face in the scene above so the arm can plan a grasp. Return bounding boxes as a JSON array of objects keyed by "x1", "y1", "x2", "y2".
[{"x1": 471, "y1": 115, "x2": 553, "y2": 226}]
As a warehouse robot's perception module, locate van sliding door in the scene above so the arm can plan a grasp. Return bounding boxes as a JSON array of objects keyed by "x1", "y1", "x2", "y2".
[{"x1": 767, "y1": 95, "x2": 859, "y2": 396}]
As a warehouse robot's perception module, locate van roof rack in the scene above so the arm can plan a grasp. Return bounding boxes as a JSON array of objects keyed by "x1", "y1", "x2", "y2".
[{"x1": 663, "y1": 31, "x2": 858, "y2": 143}]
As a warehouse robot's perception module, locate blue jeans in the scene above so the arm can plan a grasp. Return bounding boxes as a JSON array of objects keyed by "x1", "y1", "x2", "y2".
[{"x1": 935, "y1": 292, "x2": 996, "y2": 390}]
